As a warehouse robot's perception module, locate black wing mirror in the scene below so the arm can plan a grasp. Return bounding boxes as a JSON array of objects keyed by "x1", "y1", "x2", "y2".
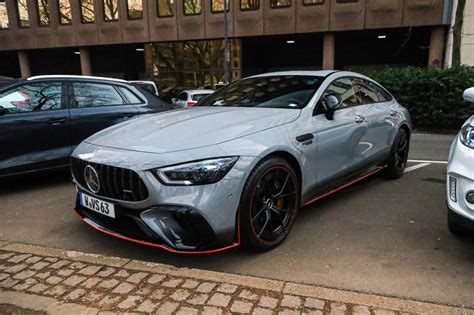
[
  {"x1": 0, "y1": 106, "x2": 6, "y2": 116},
  {"x1": 323, "y1": 94, "x2": 341, "y2": 120}
]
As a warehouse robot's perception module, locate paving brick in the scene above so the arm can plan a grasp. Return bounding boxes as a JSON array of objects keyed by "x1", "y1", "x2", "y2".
[
  {"x1": 187, "y1": 293, "x2": 209, "y2": 305},
  {"x1": 8, "y1": 254, "x2": 31, "y2": 263},
  {"x1": 240, "y1": 289, "x2": 260, "y2": 301},
  {"x1": 196, "y1": 282, "x2": 216, "y2": 293},
  {"x1": 151, "y1": 288, "x2": 167, "y2": 300},
  {"x1": 81, "y1": 277, "x2": 102, "y2": 289},
  {"x1": 115, "y1": 269, "x2": 130, "y2": 278},
  {"x1": 147, "y1": 274, "x2": 166, "y2": 284},
  {"x1": 259, "y1": 296, "x2": 279, "y2": 309},
  {"x1": 117, "y1": 295, "x2": 141, "y2": 310},
  {"x1": 217, "y1": 283, "x2": 238, "y2": 293},
  {"x1": 207, "y1": 293, "x2": 231, "y2": 307},
  {"x1": 49, "y1": 260, "x2": 70, "y2": 269},
  {"x1": 5, "y1": 263, "x2": 28, "y2": 273},
  {"x1": 35, "y1": 271, "x2": 51, "y2": 279},
  {"x1": 278, "y1": 309, "x2": 300, "y2": 315},
  {"x1": 304, "y1": 297, "x2": 325, "y2": 310},
  {"x1": 306, "y1": 311, "x2": 323, "y2": 315},
  {"x1": 231, "y1": 300, "x2": 254, "y2": 313},
  {"x1": 0, "y1": 253, "x2": 14, "y2": 260},
  {"x1": 162, "y1": 278, "x2": 183, "y2": 288},
  {"x1": 202, "y1": 306, "x2": 223, "y2": 315},
  {"x1": 25, "y1": 256, "x2": 42, "y2": 264},
  {"x1": 136, "y1": 284, "x2": 154, "y2": 296},
  {"x1": 98, "y1": 278, "x2": 119, "y2": 289},
  {"x1": 156, "y1": 301, "x2": 179, "y2": 315},
  {"x1": 280, "y1": 295, "x2": 302, "y2": 308},
  {"x1": 45, "y1": 276, "x2": 63, "y2": 285},
  {"x1": 97, "y1": 267, "x2": 116, "y2": 277},
  {"x1": 27, "y1": 283, "x2": 49, "y2": 293},
  {"x1": 44, "y1": 257, "x2": 59, "y2": 263},
  {"x1": 78, "y1": 265, "x2": 102, "y2": 276},
  {"x1": 352, "y1": 305, "x2": 371, "y2": 315},
  {"x1": 69, "y1": 262, "x2": 86, "y2": 269},
  {"x1": 176, "y1": 306, "x2": 199, "y2": 315},
  {"x1": 13, "y1": 278, "x2": 38, "y2": 291},
  {"x1": 82, "y1": 290, "x2": 105, "y2": 302},
  {"x1": 0, "y1": 277, "x2": 19, "y2": 288},
  {"x1": 45, "y1": 285, "x2": 68, "y2": 297},
  {"x1": 29, "y1": 261, "x2": 50, "y2": 270},
  {"x1": 63, "y1": 275, "x2": 86, "y2": 286},
  {"x1": 253, "y1": 307, "x2": 274, "y2": 315},
  {"x1": 12, "y1": 270, "x2": 35, "y2": 280},
  {"x1": 136, "y1": 299, "x2": 159, "y2": 312},
  {"x1": 65, "y1": 288, "x2": 87, "y2": 300},
  {"x1": 170, "y1": 289, "x2": 191, "y2": 301},
  {"x1": 98, "y1": 295, "x2": 121, "y2": 307},
  {"x1": 329, "y1": 302, "x2": 347, "y2": 315},
  {"x1": 112, "y1": 281, "x2": 136, "y2": 294},
  {"x1": 57, "y1": 269, "x2": 75, "y2": 277},
  {"x1": 126, "y1": 271, "x2": 148, "y2": 284},
  {"x1": 373, "y1": 309, "x2": 397, "y2": 315},
  {"x1": 0, "y1": 272, "x2": 10, "y2": 281}
]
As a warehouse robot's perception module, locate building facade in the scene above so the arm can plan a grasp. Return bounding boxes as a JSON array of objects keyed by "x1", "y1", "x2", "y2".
[{"x1": 0, "y1": 0, "x2": 454, "y2": 90}]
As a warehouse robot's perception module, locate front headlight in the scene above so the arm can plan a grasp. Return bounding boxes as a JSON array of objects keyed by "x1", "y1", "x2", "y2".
[
  {"x1": 155, "y1": 157, "x2": 239, "y2": 186},
  {"x1": 460, "y1": 124, "x2": 474, "y2": 149}
]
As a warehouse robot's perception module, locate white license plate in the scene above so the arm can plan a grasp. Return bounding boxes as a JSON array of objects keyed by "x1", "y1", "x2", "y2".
[{"x1": 80, "y1": 193, "x2": 116, "y2": 219}]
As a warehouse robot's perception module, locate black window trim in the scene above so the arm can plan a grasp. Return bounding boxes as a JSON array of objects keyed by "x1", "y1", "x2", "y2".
[
  {"x1": 0, "y1": 0, "x2": 10, "y2": 30},
  {"x1": 183, "y1": 0, "x2": 201, "y2": 16},
  {"x1": 314, "y1": 75, "x2": 360, "y2": 116},
  {"x1": 103, "y1": 0, "x2": 119, "y2": 22},
  {"x1": 15, "y1": 0, "x2": 30, "y2": 28},
  {"x1": 79, "y1": 0, "x2": 95, "y2": 23},
  {"x1": 37, "y1": 0, "x2": 51, "y2": 27},
  {"x1": 240, "y1": 0, "x2": 259, "y2": 11},
  {"x1": 117, "y1": 85, "x2": 146, "y2": 105},
  {"x1": 302, "y1": 0, "x2": 324, "y2": 6},
  {"x1": 210, "y1": 0, "x2": 229, "y2": 14},
  {"x1": 58, "y1": 0, "x2": 73, "y2": 25},
  {"x1": 126, "y1": 0, "x2": 143, "y2": 20},
  {"x1": 156, "y1": 0, "x2": 174, "y2": 17}
]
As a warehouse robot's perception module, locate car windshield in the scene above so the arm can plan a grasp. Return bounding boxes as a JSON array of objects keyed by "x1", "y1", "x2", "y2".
[{"x1": 197, "y1": 75, "x2": 323, "y2": 109}]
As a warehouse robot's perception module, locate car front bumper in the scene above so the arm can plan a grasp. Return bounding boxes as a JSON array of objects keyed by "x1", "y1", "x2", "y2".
[{"x1": 447, "y1": 135, "x2": 474, "y2": 227}]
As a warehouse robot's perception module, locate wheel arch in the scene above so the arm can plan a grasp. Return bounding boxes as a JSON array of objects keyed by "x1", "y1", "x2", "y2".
[{"x1": 258, "y1": 150, "x2": 303, "y2": 190}]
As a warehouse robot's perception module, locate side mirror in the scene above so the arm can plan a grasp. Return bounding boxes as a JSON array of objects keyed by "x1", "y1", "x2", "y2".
[
  {"x1": 463, "y1": 87, "x2": 474, "y2": 103},
  {"x1": 171, "y1": 98, "x2": 176, "y2": 103},
  {"x1": 0, "y1": 106, "x2": 6, "y2": 116},
  {"x1": 323, "y1": 95, "x2": 341, "y2": 120}
]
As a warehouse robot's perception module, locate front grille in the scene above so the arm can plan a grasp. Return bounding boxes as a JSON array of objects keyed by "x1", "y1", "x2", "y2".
[{"x1": 71, "y1": 157, "x2": 149, "y2": 202}]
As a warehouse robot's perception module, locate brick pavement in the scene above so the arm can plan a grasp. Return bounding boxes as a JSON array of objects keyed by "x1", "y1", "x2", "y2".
[{"x1": 0, "y1": 241, "x2": 472, "y2": 314}]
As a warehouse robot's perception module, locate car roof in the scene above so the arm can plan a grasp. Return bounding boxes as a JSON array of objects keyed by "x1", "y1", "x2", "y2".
[
  {"x1": 129, "y1": 80, "x2": 156, "y2": 85},
  {"x1": 27, "y1": 75, "x2": 128, "y2": 83},
  {"x1": 186, "y1": 89, "x2": 214, "y2": 94},
  {"x1": 249, "y1": 70, "x2": 337, "y2": 78}
]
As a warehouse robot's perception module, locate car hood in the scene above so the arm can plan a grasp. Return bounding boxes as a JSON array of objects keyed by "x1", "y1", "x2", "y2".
[{"x1": 84, "y1": 107, "x2": 301, "y2": 154}]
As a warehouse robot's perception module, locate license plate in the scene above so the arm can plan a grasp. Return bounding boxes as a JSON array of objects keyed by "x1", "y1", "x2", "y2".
[{"x1": 80, "y1": 193, "x2": 116, "y2": 219}]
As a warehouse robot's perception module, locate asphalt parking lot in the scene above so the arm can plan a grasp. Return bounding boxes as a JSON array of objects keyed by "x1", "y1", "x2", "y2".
[{"x1": 1, "y1": 133, "x2": 473, "y2": 309}]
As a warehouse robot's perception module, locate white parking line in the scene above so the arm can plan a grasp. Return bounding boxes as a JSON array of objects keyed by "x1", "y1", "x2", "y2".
[
  {"x1": 404, "y1": 162, "x2": 431, "y2": 173},
  {"x1": 408, "y1": 159, "x2": 448, "y2": 164}
]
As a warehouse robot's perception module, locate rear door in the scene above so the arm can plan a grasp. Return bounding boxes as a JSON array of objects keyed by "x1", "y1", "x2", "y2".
[
  {"x1": 68, "y1": 81, "x2": 140, "y2": 146},
  {"x1": 0, "y1": 81, "x2": 71, "y2": 175}
]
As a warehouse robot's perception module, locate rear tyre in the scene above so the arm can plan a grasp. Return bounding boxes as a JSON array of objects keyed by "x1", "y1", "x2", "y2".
[
  {"x1": 447, "y1": 208, "x2": 470, "y2": 236},
  {"x1": 239, "y1": 157, "x2": 300, "y2": 251},
  {"x1": 384, "y1": 128, "x2": 409, "y2": 179}
]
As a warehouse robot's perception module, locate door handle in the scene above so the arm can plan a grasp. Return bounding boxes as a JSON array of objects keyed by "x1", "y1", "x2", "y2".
[
  {"x1": 390, "y1": 110, "x2": 398, "y2": 117},
  {"x1": 296, "y1": 133, "x2": 314, "y2": 143},
  {"x1": 355, "y1": 116, "x2": 365, "y2": 124},
  {"x1": 47, "y1": 118, "x2": 67, "y2": 125}
]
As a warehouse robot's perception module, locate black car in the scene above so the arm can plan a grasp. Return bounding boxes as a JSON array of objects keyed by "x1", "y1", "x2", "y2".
[{"x1": 0, "y1": 75, "x2": 172, "y2": 177}]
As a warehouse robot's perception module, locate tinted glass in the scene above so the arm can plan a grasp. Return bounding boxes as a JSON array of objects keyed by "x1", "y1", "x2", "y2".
[
  {"x1": 80, "y1": 0, "x2": 95, "y2": 23},
  {"x1": 353, "y1": 78, "x2": 379, "y2": 105},
  {"x1": 192, "y1": 93, "x2": 211, "y2": 101},
  {"x1": 178, "y1": 92, "x2": 187, "y2": 101},
  {"x1": 104, "y1": 0, "x2": 118, "y2": 21},
  {"x1": 303, "y1": 0, "x2": 324, "y2": 5},
  {"x1": 16, "y1": 0, "x2": 29, "y2": 27},
  {"x1": 127, "y1": 0, "x2": 142, "y2": 19},
  {"x1": 0, "y1": 0, "x2": 9, "y2": 29},
  {"x1": 132, "y1": 83, "x2": 156, "y2": 94},
  {"x1": 374, "y1": 84, "x2": 392, "y2": 102},
  {"x1": 0, "y1": 83, "x2": 62, "y2": 114},
  {"x1": 198, "y1": 76, "x2": 322, "y2": 109},
  {"x1": 73, "y1": 83, "x2": 124, "y2": 107},
  {"x1": 59, "y1": 0, "x2": 72, "y2": 24},
  {"x1": 157, "y1": 0, "x2": 173, "y2": 17},
  {"x1": 240, "y1": 0, "x2": 259, "y2": 10},
  {"x1": 184, "y1": 0, "x2": 201, "y2": 15},
  {"x1": 324, "y1": 78, "x2": 359, "y2": 108},
  {"x1": 37, "y1": 0, "x2": 50, "y2": 26},
  {"x1": 211, "y1": 0, "x2": 229, "y2": 12},
  {"x1": 270, "y1": 0, "x2": 291, "y2": 8},
  {"x1": 118, "y1": 87, "x2": 142, "y2": 104}
]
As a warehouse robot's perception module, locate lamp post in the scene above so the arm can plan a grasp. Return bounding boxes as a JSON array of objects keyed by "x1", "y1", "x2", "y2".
[{"x1": 223, "y1": 0, "x2": 231, "y2": 85}]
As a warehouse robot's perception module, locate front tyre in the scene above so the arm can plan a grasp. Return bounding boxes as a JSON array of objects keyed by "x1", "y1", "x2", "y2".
[
  {"x1": 384, "y1": 128, "x2": 409, "y2": 179},
  {"x1": 240, "y1": 157, "x2": 300, "y2": 251}
]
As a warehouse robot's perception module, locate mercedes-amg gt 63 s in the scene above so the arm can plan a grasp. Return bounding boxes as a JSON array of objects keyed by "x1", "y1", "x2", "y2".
[{"x1": 71, "y1": 71, "x2": 412, "y2": 253}]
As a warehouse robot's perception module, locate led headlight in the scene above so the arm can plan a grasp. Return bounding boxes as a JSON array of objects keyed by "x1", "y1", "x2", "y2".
[
  {"x1": 155, "y1": 157, "x2": 239, "y2": 186},
  {"x1": 459, "y1": 124, "x2": 474, "y2": 149}
]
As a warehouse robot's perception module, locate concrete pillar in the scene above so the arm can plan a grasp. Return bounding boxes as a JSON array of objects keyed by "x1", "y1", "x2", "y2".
[
  {"x1": 18, "y1": 51, "x2": 31, "y2": 78},
  {"x1": 428, "y1": 26, "x2": 446, "y2": 68},
  {"x1": 323, "y1": 33, "x2": 335, "y2": 70},
  {"x1": 79, "y1": 48, "x2": 92, "y2": 75}
]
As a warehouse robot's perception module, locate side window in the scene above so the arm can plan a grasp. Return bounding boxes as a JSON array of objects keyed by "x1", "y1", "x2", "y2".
[
  {"x1": 73, "y1": 82, "x2": 124, "y2": 107},
  {"x1": 374, "y1": 84, "x2": 393, "y2": 102},
  {"x1": 178, "y1": 92, "x2": 188, "y2": 101},
  {"x1": 353, "y1": 78, "x2": 379, "y2": 105},
  {"x1": 324, "y1": 77, "x2": 359, "y2": 109},
  {"x1": 118, "y1": 87, "x2": 143, "y2": 104},
  {"x1": 0, "y1": 82, "x2": 62, "y2": 114}
]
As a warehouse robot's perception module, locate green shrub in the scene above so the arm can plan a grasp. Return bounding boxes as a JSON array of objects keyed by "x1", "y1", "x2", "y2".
[{"x1": 357, "y1": 66, "x2": 474, "y2": 131}]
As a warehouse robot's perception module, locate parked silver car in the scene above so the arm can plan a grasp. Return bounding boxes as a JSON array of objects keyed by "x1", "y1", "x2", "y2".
[
  {"x1": 447, "y1": 87, "x2": 474, "y2": 235},
  {"x1": 71, "y1": 71, "x2": 412, "y2": 253}
]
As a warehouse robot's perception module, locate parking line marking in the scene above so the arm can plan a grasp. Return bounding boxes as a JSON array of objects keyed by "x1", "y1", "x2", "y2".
[
  {"x1": 404, "y1": 162, "x2": 431, "y2": 173},
  {"x1": 408, "y1": 159, "x2": 448, "y2": 164}
]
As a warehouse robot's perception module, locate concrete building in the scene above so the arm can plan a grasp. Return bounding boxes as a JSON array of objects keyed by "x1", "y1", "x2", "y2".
[
  {"x1": 0, "y1": 0, "x2": 454, "y2": 90},
  {"x1": 445, "y1": 0, "x2": 474, "y2": 67}
]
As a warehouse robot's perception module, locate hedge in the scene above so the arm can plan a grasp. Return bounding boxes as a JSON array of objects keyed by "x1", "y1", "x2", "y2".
[{"x1": 356, "y1": 66, "x2": 474, "y2": 131}]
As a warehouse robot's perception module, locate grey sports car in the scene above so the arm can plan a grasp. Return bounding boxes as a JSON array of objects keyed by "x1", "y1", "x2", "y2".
[{"x1": 71, "y1": 71, "x2": 412, "y2": 253}]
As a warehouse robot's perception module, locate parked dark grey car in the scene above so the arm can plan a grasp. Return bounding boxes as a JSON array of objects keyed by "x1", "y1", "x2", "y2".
[{"x1": 0, "y1": 75, "x2": 171, "y2": 177}]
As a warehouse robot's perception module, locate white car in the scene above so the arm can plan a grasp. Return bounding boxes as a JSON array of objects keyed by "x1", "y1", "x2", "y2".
[
  {"x1": 447, "y1": 87, "x2": 474, "y2": 235},
  {"x1": 129, "y1": 81, "x2": 159, "y2": 97},
  {"x1": 172, "y1": 89, "x2": 214, "y2": 108}
]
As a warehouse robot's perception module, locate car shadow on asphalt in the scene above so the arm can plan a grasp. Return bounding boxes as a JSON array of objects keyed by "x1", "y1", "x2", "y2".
[{"x1": 0, "y1": 168, "x2": 71, "y2": 196}]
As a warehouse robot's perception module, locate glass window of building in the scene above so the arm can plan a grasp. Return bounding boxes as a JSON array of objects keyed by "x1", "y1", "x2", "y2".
[
  {"x1": 80, "y1": 0, "x2": 95, "y2": 23},
  {"x1": 184, "y1": 0, "x2": 201, "y2": 15},
  {"x1": 16, "y1": 0, "x2": 29, "y2": 27},
  {"x1": 157, "y1": 0, "x2": 173, "y2": 17},
  {"x1": 270, "y1": 0, "x2": 291, "y2": 8},
  {"x1": 37, "y1": 0, "x2": 50, "y2": 26},
  {"x1": 59, "y1": 0, "x2": 72, "y2": 24},
  {"x1": 240, "y1": 0, "x2": 259, "y2": 10},
  {"x1": 127, "y1": 0, "x2": 142, "y2": 19},
  {"x1": 0, "y1": 0, "x2": 8, "y2": 29},
  {"x1": 103, "y1": 0, "x2": 118, "y2": 21},
  {"x1": 211, "y1": 0, "x2": 229, "y2": 13},
  {"x1": 336, "y1": 0, "x2": 358, "y2": 3},
  {"x1": 303, "y1": 0, "x2": 324, "y2": 5}
]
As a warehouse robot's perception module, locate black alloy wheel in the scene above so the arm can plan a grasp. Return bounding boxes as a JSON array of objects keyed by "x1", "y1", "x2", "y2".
[{"x1": 384, "y1": 128, "x2": 409, "y2": 179}]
